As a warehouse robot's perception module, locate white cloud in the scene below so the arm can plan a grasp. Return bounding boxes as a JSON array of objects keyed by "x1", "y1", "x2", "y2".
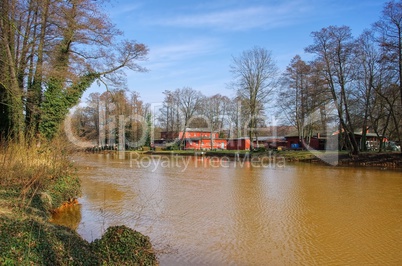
[
  {"x1": 146, "y1": 1, "x2": 314, "y2": 31},
  {"x1": 144, "y1": 38, "x2": 223, "y2": 69},
  {"x1": 108, "y1": 2, "x2": 143, "y2": 18}
]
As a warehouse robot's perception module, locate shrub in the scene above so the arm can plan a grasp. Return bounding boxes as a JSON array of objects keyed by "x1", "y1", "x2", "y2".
[
  {"x1": 0, "y1": 214, "x2": 100, "y2": 265},
  {"x1": 91, "y1": 225, "x2": 158, "y2": 265}
]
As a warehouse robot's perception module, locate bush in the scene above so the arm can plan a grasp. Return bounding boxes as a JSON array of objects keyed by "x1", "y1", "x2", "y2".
[
  {"x1": 91, "y1": 225, "x2": 158, "y2": 265},
  {"x1": 164, "y1": 143, "x2": 179, "y2": 150},
  {"x1": 0, "y1": 214, "x2": 100, "y2": 265},
  {"x1": 253, "y1": 146, "x2": 266, "y2": 152}
]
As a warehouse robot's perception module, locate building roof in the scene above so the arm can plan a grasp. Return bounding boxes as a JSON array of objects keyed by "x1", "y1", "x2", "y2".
[
  {"x1": 183, "y1": 128, "x2": 218, "y2": 133},
  {"x1": 285, "y1": 130, "x2": 333, "y2": 138},
  {"x1": 354, "y1": 132, "x2": 383, "y2": 138},
  {"x1": 252, "y1": 136, "x2": 286, "y2": 141},
  {"x1": 227, "y1": 137, "x2": 250, "y2": 140}
]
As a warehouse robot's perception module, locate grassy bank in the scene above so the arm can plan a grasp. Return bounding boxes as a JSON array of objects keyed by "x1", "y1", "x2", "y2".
[
  {"x1": 275, "y1": 150, "x2": 402, "y2": 168},
  {"x1": 337, "y1": 151, "x2": 402, "y2": 168},
  {"x1": 146, "y1": 149, "x2": 327, "y2": 161},
  {"x1": 146, "y1": 149, "x2": 250, "y2": 157},
  {"x1": 0, "y1": 140, "x2": 158, "y2": 265},
  {"x1": 143, "y1": 148, "x2": 402, "y2": 168}
]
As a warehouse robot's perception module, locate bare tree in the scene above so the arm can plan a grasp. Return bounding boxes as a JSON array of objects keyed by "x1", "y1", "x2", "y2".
[
  {"x1": 373, "y1": 0, "x2": 402, "y2": 147},
  {"x1": 305, "y1": 26, "x2": 360, "y2": 154},
  {"x1": 279, "y1": 55, "x2": 331, "y2": 146},
  {"x1": 352, "y1": 30, "x2": 382, "y2": 150},
  {"x1": 176, "y1": 87, "x2": 204, "y2": 148},
  {"x1": 226, "y1": 96, "x2": 245, "y2": 138},
  {"x1": 230, "y1": 46, "x2": 278, "y2": 144},
  {"x1": 158, "y1": 87, "x2": 204, "y2": 148},
  {"x1": 158, "y1": 90, "x2": 183, "y2": 140},
  {"x1": 200, "y1": 94, "x2": 230, "y2": 149},
  {"x1": 374, "y1": 0, "x2": 402, "y2": 108},
  {"x1": 279, "y1": 55, "x2": 311, "y2": 139}
]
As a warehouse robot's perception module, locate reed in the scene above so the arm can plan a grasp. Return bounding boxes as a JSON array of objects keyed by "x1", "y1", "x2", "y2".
[{"x1": 0, "y1": 137, "x2": 80, "y2": 212}]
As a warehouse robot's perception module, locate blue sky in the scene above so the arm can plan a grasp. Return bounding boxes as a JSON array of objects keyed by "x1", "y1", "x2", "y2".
[{"x1": 83, "y1": 0, "x2": 388, "y2": 104}]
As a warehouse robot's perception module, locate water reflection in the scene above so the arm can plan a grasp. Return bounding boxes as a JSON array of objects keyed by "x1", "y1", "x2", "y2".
[
  {"x1": 53, "y1": 154, "x2": 402, "y2": 265},
  {"x1": 51, "y1": 204, "x2": 82, "y2": 230}
]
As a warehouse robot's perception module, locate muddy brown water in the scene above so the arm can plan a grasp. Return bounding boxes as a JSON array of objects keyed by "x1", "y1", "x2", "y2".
[{"x1": 52, "y1": 153, "x2": 402, "y2": 265}]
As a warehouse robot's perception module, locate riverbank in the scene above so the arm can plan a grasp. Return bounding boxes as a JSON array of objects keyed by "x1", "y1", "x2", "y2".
[
  {"x1": 277, "y1": 150, "x2": 402, "y2": 169},
  {"x1": 144, "y1": 149, "x2": 402, "y2": 169},
  {"x1": 0, "y1": 141, "x2": 158, "y2": 265},
  {"x1": 337, "y1": 152, "x2": 402, "y2": 168}
]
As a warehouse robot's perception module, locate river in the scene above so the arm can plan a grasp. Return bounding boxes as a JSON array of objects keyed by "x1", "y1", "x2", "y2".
[{"x1": 52, "y1": 153, "x2": 402, "y2": 265}]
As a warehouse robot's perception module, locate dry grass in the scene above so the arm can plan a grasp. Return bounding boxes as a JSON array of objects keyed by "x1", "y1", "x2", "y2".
[{"x1": 0, "y1": 137, "x2": 78, "y2": 209}]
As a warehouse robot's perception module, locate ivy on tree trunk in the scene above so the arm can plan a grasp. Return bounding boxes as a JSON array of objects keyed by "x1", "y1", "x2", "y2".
[{"x1": 39, "y1": 73, "x2": 100, "y2": 139}]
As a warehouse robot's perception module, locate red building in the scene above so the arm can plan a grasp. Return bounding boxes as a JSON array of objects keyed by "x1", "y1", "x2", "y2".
[
  {"x1": 183, "y1": 138, "x2": 227, "y2": 150},
  {"x1": 285, "y1": 135, "x2": 302, "y2": 149},
  {"x1": 252, "y1": 136, "x2": 287, "y2": 149},
  {"x1": 180, "y1": 129, "x2": 225, "y2": 150},
  {"x1": 285, "y1": 133, "x2": 325, "y2": 150},
  {"x1": 226, "y1": 137, "x2": 251, "y2": 150},
  {"x1": 161, "y1": 128, "x2": 253, "y2": 150},
  {"x1": 179, "y1": 129, "x2": 219, "y2": 139},
  {"x1": 160, "y1": 131, "x2": 178, "y2": 140}
]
